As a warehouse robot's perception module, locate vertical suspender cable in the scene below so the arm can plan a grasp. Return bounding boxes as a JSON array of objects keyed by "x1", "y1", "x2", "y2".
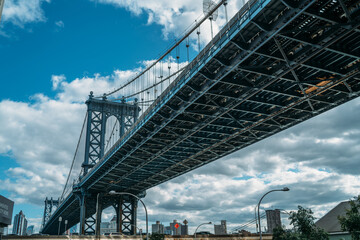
[
  {"x1": 101, "y1": 0, "x2": 225, "y2": 99},
  {"x1": 160, "y1": 61, "x2": 163, "y2": 93},
  {"x1": 176, "y1": 46, "x2": 180, "y2": 71},
  {"x1": 186, "y1": 37, "x2": 190, "y2": 62},
  {"x1": 60, "y1": 113, "x2": 87, "y2": 202},
  {"x1": 210, "y1": 17, "x2": 214, "y2": 39},
  {"x1": 196, "y1": 20, "x2": 201, "y2": 52},
  {"x1": 168, "y1": 57, "x2": 171, "y2": 86},
  {"x1": 154, "y1": 64, "x2": 156, "y2": 98},
  {"x1": 224, "y1": 0, "x2": 228, "y2": 23}
]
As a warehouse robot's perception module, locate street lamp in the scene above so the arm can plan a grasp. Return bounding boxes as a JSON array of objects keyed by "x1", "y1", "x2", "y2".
[
  {"x1": 194, "y1": 222, "x2": 212, "y2": 240},
  {"x1": 64, "y1": 220, "x2": 68, "y2": 235},
  {"x1": 108, "y1": 191, "x2": 148, "y2": 240},
  {"x1": 58, "y1": 216, "x2": 62, "y2": 235},
  {"x1": 129, "y1": 224, "x2": 142, "y2": 238},
  {"x1": 254, "y1": 206, "x2": 258, "y2": 232},
  {"x1": 257, "y1": 187, "x2": 289, "y2": 240}
]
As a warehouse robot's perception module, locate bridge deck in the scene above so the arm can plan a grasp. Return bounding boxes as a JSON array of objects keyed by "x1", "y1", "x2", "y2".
[{"x1": 43, "y1": 0, "x2": 360, "y2": 234}]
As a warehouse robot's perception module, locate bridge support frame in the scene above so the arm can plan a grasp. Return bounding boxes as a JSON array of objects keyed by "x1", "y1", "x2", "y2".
[
  {"x1": 82, "y1": 92, "x2": 140, "y2": 177},
  {"x1": 93, "y1": 194, "x2": 139, "y2": 236},
  {"x1": 78, "y1": 192, "x2": 98, "y2": 235},
  {"x1": 113, "y1": 195, "x2": 138, "y2": 235},
  {"x1": 41, "y1": 197, "x2": 59, "y2": 231}
]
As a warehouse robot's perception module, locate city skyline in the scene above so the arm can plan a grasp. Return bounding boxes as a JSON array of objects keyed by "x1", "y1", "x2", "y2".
[
  {"x1": 1, "y1": 0, "x2": 360, "y2": 235},
  {"x1": 12, "y1": 210, "x2": 27, "y2": 235}
]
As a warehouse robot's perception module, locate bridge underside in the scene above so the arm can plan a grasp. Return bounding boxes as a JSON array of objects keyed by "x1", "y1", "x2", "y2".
[{"x1": 43, "y1": 0, "x2": 360, "y2": 234}]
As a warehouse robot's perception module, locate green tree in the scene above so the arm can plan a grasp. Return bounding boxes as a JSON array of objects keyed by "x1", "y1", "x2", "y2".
[
  {"x1": 273, "y1": 206, "x2": 328, "y2": 240},
  {"x1": 273, "y1": 225, "x2": 298, "y2": 240},
  {"x1": 338, "y1": 195, "x2": 360, "y2": 240},
  {"x1": 149, "y1": 233, "x2": 165, "y2": 240}
]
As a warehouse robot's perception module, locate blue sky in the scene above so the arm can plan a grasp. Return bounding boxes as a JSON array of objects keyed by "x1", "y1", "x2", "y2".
[
  {"x1": 1, "y1": 0, "x2": 360, "y2": 235},
  {"x1": 1, "y1": 0, "x2": 169, "y2": 102}
]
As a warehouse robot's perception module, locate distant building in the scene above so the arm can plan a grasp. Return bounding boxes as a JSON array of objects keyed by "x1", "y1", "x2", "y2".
[
  {"x1": 181, "y1": 224, "x2": 188, "y2": 235},
  {"x1": 164, "y1": 226, "x2": 172, "y2": 235},
  {"x1": 12, "y1": 211, "x2": 28, "y2": 235},
  {"x1": 214, "y1": 220, "x2": 227, "y2": 235},
  {"x1": 0, "y1": 195, "x2": 14, "y2": 235},
  {"x1": 170, "y1": 220, "x2": 181, "y2": 235},
  {"x1": 315, "y1": 201, "x2": 352, "y2": 240},
  {"x1": 152, "y1": 221, "x2": 164, "y2": 234},
  {"x1": 0, "y1": 227, "x2": 8, "y2": 235},
  {"x1": 100, "y1": 216, "x2": 117, "y2": 235},
  {"x1": 26, "y1": 225, "x2": 34, "y2": 235},
  {"x1": 266, "y1": 209, "x2": 281, "y2": 233},
  {"x1": 160, "y1": 220, "x2": 188, "y2": 235}
]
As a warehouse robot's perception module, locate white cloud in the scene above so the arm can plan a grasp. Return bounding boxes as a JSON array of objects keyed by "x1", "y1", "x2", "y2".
[
  {"x1": 54, "y1": 20, "x2": 64, "y2": 31},
  {"x1": 1, "y1": 62, "x2": 360, "y2": 231},
  {"x1": 93, "y1": 0, "x2": 249, "y2": 43},
  {"x1": 0, "y1": 62, "x2": 163, "y2": 204},
  {"x1": 55, "y1": 20, "x2": 64, "y2": 28},
  {"x1": 2, "y1": 0, "x2": 50, "y2": 27},
  {"x1": 51, "y1": 74, "x2": 66, "y2": 90},
  {"x1": 2, "y1": 0, "x2": 360, "y2": 227}
]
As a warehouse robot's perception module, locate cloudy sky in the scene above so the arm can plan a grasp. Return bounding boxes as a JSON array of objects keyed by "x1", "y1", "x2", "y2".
[{"x1": 1, "y1": 0, "x2": 360, "y2": 235}]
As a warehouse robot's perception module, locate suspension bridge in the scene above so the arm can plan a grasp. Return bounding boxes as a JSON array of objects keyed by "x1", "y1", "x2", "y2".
[{"x1": 41, "y1": 0, "x2": 360, "y2": 235}]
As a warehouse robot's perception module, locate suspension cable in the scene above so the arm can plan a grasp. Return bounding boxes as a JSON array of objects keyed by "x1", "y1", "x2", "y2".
[
  {"x1": 60, "y1": 112, "x2": 88, "y2": 202},
  {"x1": 112, "y1": 66, "x2": 186, "y2": 101},
  {"x1": 98, "y1": 0, "x2": 225, "y2": 99},
  {"x1": 104, "y1": 119, "x2": 119, "y2": 152}
]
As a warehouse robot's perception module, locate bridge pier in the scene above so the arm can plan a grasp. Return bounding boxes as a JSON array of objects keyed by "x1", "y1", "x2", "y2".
[
  {"x1": 113, "y1": 195, "x2": 138, "y2": 235},
  {"x1": 78, "y1": 94, "x2": 141, "y2": 235},
  {"x1": 75, "y1": 192, "x2": 142, "y2": 236},
  {"x1": 78, "y1": 192, "x2": 97, "y2": 235},
  {"x1": 91, "y1": 194, "x2": 140, "y2": 236}
]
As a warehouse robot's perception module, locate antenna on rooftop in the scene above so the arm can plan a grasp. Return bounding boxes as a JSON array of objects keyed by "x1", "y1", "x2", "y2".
[{"x1": 203, "y1": 0, "x2": 218, "y2": 39}]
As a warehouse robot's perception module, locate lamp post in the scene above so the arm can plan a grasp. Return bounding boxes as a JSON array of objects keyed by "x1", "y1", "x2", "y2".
[
  {"x1": 257, "y1": 187, "x2": 289, "y2": 240},
  {"x1": 194, "y1": 222, "x2": 212, "y2": 240},
  {"x1": 64, "y1": 220, "x2": 68, "y2": 235},
  {"x1": 254, "y1": 206, "x2": 258, "y2": 232},
  {"x1": 129, "y1": 224, "x2": 142, "y2": 238},
  {"x1": 108, "y1": 191, "x2": 148, "y2": 240},
  {"x1": 58, "y1": 216, "x2": 63, "y2": 235},
  {"x1": 95, "y1": 192, "x2": 101, "y2": 237}
]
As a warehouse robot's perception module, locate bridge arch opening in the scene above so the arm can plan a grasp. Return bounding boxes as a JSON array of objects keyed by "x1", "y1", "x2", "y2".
[
  {"x1": 99, "y1": 206, "x2": 117, "y2": 235},
  {"x1": 104, "y1": 115, "x2": 121, "y2": 153}
]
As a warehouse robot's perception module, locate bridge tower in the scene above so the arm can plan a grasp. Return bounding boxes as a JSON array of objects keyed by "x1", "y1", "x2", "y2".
[
  {"x1": 41, "y1": 197, "x2": 59, "y2": 232},
  {"x1": 77, "y1": 92, "x2": 141, "y2": 235},
  {"x1": 82, "y1": 92, "x2": 140, "y2": 176}
]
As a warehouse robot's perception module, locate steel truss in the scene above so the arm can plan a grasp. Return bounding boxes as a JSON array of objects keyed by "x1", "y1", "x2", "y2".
[
  {"x1": 81, "y1": 0, "x2": 360, "y2": 193},
  {"x1": 42, "y1": 0, "x2": 360, "y2": 234},
  {"x1": 82, "y1": 93, "x2": 140, "y2": 176},
  {"x1": 41, "y1": 198, "x2": 59, "y2": 231}
]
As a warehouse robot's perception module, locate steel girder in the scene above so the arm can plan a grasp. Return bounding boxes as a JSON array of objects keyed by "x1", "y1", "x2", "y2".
[
  {"x1": 42, "y1": 0, "x2": 360, "y2": 234},
  {"x1": 81, "y1": 0, "x2": 360, "y2": 193}
]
